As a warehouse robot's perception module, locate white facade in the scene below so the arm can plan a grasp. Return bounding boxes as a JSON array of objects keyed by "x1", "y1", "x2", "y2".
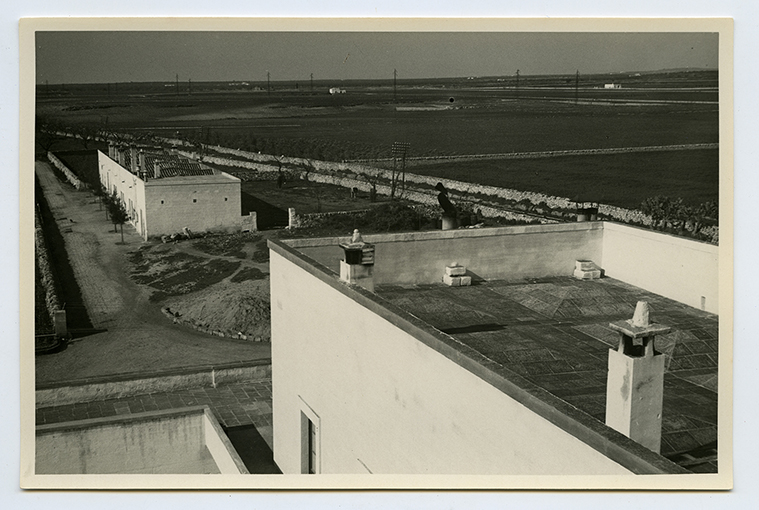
[{"x1": 97, "y1": 150, "x2": 242, "y2": 240}]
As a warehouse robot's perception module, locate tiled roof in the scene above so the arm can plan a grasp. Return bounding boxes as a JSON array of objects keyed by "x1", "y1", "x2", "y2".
[
  {"x1": 142, "y1": 152, "x2": 215, "y2": 179},
  {"x1": 377, "y1": 276, "x2": 719, "y2": 473}
]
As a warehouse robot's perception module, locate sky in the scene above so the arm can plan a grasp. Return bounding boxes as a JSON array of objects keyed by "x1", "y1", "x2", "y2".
[{"x1": 35, "y1": 31, "x2": 718, "y2": 84}]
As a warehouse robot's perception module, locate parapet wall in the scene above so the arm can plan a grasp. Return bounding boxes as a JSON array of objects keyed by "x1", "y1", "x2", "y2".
[
  {"x1": 602, "y1": 222, "x2": 719, "y2": 313},
  {"x1": 285, "y1": 221, "x2": 720, "y2": 314},
  {"x1": 288, "y1": 222, "x2": 604, "y2": 286},
  {"x1": 36, "y1": 406, "x2": 247, "y2": 474}
]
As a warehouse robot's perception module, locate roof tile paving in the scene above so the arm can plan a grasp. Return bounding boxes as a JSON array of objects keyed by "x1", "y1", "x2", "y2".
[{"x1": 377, "y1": 276, "x2": 719, "y2": 473}]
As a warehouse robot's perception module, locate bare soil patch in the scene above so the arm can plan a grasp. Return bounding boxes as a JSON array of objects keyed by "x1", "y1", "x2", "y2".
[{"x1": 127, "y1": 232, "x2": 273, "y2": 341}]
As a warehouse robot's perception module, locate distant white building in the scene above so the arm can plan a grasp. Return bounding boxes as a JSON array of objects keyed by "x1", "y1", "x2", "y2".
[
  {"x1": 329, "y1": 87, "x2": 346, "y2": 95},
  {"x1": 604, "y1": 83, "x2": 622, "y2": 89}
]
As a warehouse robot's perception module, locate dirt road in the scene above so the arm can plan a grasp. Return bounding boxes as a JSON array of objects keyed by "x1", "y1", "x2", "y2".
[{"x1": 34, "y1": 161, "x2": 271, "y2": 385}]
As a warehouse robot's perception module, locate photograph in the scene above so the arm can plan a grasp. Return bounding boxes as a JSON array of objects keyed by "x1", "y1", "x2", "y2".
[{"x1": 20, "y1": 17, "x2": 732, "y2": 490}]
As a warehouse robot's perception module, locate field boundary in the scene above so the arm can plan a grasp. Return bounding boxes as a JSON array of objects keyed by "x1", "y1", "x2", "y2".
[
  {"x1": 346, "y1": 143, "x2": 719, "y2": 165},
  {"x1": 48, "y1": 131, "x2": 718, "y2": 243}
]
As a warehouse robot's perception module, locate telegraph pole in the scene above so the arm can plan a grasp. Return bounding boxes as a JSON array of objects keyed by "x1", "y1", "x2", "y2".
[
  {"x1": 575, "y1": 70, "x2": 580, "y2": 105},
  {"x1": 267, "y1": 71, "x2": 271, "y2": 95},
  {"x1": 176, "y1": 74, "x2": 179, "y2": 96},
  {"x1": 393, "y1": 69, "x2": 397, "y2": 101},
  {"x1": 310, "y1": 73, "x2": 314, "y2": 93},
  {"x1": 391, "y1": 141, "x2": 411, "y2": 197},
  {"x1": 516, "y1": 69, "x2": 520, "y2": 99},
  {"x1": 188, "y1": 78, "x2": 192, "y2": 95}
]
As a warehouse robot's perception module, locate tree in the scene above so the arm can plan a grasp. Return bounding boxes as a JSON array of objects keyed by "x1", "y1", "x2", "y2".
[
  {"x1": 92, "y1": 183, "x2": 107, "y2": 214},
  {"x1": 641, "y1": 196, "x2": 669, "y2": 230},
  {"x1": 690, "y1": 201, "x2": 719, "y2": 237},
  {"x1": 74, "y1": 124, "x2": 101, "y2": 149},
  {"x1": 108, "y1": 190, "x2": 129, "y2": 243},
  {"x1": 361, "y1": 168, "x2": 382, "y2": 203},
  {"x1": 641, "y1": 196, "x2": 688, "y2": 232},
  {"x1": 35, "y1": 116, "x2": 64, "y2": 154}
]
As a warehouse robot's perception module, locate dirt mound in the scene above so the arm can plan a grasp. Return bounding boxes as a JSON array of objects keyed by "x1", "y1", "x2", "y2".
[
  {"x1": 164, "y1": 279, "x2": 271, "y2": 342},
  {"x1": 127, "y1": 236, "x2": 273, "y2": 342}
]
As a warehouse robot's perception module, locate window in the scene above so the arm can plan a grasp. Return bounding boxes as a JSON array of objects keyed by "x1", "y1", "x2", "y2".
[
  {"x1": 307, "y1": 417, "x2": 317, "y2": 474},
  {"x1": 193, "y1": 198, "x2": 197, "y2": 203},
  {"x1": 160, "y1": 200, "x2": 164, "y2": 204},
  {"x1": 300, "y1": 400, "x2": 320, "y2": 474}
]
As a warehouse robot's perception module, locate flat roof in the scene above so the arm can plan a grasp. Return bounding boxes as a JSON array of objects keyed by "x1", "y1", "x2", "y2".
[
  {"x1": 270, "y1": 235, "x2": 718, "y2": 475},
  {"x1": 376, "y1": 276, "x2": 718, "y2": 473}
]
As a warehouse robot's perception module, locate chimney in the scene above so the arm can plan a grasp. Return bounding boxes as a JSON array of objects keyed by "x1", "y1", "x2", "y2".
[
  {"x1": 108, "y1": 142, "x2": 115, "y2": 159},
  {"x1": 154, "y1": 161, "x2": 161, "y2": 179},
  {"x1": 130, "y1": 146, "x2": 138, "y2": 173},
  {"x1": 338, "y1": 229, "x2": 375, "y2": 292},
  {"x1": 138, "y1": 150, "x2": 146, "y2": 173},
  {"x1": 605, "y1": 301, "x2": 670, "y2": 453}
]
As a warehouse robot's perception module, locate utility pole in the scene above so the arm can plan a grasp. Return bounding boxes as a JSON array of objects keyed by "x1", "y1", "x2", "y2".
[
  {"x1": 393, "y1": 69, "x2": 397, "y2": 101},
  {"x1": 391, "y1": 141, "x2": 411, "y2": 198},
  {"x1": 189, "y1": 78, "x2": 192, "y2": 95},
  {"x1": 310, "y1": 73, "x2": 313, "y2": 93},
  {"x1": 267, "y1": 71, "x2": 271, "y2": 95},
  {"x1": 575, "y1": 70, "x2": 580, "y2": 105},
  {"x1": 176, "y1": 74, "x2": 179, "y2": 96},
  {"x1": 516, "y1": 69, "x2": 520, "y2": 99}
]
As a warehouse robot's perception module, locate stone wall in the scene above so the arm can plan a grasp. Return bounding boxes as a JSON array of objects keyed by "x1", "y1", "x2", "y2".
[
  {"x1": 47, "y1": 152, "x2": 87, "y2": 190},
  {"x1": 35, "y1": 207, "x2": 62, "y2": 323},
  {"x1": 141, "y1": 136, "x2": 716, "y2": 242},
  {"x1": 167, "y1": 141, "x2": 639, "y2": 223}
]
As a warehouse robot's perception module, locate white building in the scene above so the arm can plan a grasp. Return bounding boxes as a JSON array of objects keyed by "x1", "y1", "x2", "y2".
[
  {"x1": 268, "y1": 222, "x2": 720, "y2": 476},
  {"x1": 98, "y1": 146, "x2": 242, "y2": 240}
]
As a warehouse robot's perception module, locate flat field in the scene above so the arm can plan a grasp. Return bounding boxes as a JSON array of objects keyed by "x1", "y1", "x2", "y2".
[
  {"x1": 37, "y1": 70, "x2": 719, "y2": 209},
  {"x1": 411, "y1": 149, "x2": 719, "y2": 209}
]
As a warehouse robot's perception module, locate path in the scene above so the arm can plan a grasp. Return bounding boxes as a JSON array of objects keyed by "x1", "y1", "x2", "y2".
[{"x1": 34, "y1": 161, "x2": 271, "y2": 385}]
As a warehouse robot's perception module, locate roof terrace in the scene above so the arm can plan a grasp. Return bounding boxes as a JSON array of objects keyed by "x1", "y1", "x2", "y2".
[
  {"x1": 275, "y1": 221, "x2": 721, "y2": 474},
  {"x1": 376, "y1": 275, "x2": 718, "y2": 472}
]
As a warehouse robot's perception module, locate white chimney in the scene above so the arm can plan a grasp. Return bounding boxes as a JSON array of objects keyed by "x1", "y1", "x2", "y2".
[
  {"x1": 338, "y1": 230, "x2": 375, "y2": 292},
  {"x1": 605, "y1": 301, "x2": 670, "y2": 453}
]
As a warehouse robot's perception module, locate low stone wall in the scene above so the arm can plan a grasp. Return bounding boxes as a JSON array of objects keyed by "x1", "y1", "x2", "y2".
[
  {"x1": 293, "y1": 209, "x2": 372, "y2": 229},
  {"x1": 161, "y1": 306, "x2": 268, "y2": 342},
  {"x1": 35, "y1": 207, "x2": 61, "y2": 323},
  {"x1": 36, "y1": 360, "x2": 272, "y2": 407},
  {"x1": 149, "y1": 136, "x2": 715, "y2": 242},
  {"x1": 47, "y1": 152, "x2": 87, "y2": 190}
]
